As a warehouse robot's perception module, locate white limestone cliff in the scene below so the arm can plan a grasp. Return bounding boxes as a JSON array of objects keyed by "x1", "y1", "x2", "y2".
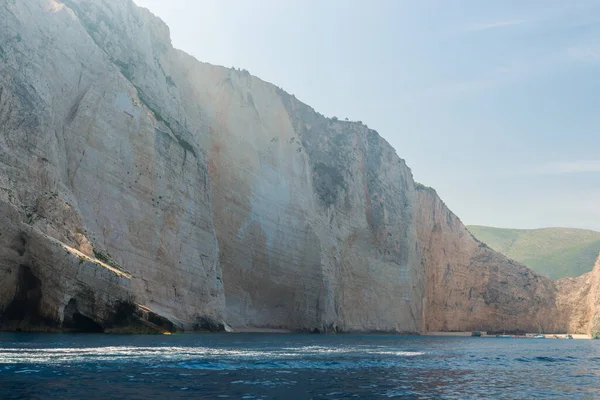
[
  {"x1": 0, "y1": 0, "x2": 224, "y2": 331},
  {"x1": 0, "y1": 0, "x2": 574, "y2": 333}
]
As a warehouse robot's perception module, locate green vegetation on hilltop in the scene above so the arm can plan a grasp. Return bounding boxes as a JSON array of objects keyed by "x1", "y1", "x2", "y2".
[{"x1": 466, "y1": 225, "x2": 600, "y2": 280}]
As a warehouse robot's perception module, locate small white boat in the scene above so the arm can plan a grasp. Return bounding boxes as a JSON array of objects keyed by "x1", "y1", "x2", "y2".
[{"x1": 533, "y1": 334, "x2": 545, "y2": 339}]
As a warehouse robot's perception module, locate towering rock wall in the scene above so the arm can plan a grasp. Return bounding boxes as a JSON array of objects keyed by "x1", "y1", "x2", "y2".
[
  {"x1": 170, "y1": 51, "x2": 425, "y2": 332},
  {"x1": 588, "y1": 256, "x2": 600, "y2": 337},
  {"x1": 557, "y1": 254, "x2": 600, "y2": 336},
  {"x1": 416, "y1": 186, "x2": 564, "y2": 333},
  {"x1": 0, "y1": 0, "x2": 423, "y2": 333},
  {"x1": 0, "y1": 0, "x2": 224, "y2": 331},
  {"x1": 58, "y1": 0, "x2": 425, "y2": 333},
  {"x1": 0, "y1": 0, "x2": 574, "y2": 334}
]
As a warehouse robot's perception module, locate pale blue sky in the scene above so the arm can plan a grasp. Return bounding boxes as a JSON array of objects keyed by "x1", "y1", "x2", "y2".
[{"x1": 135, "y1": 0, "x2": 600, "y2": 230}]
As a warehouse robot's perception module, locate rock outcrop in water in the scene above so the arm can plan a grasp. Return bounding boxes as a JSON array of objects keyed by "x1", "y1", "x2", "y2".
[{"x1": 0, "y1": 0, "x2": 576, "y2": 333}]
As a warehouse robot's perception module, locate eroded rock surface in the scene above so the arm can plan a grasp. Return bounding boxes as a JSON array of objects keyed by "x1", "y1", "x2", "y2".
[
  {"x1": 416, "y1": 187, "x2": 564, "y2": 333},
  {"x1": 0, "y1": 0, "x2": 224, "y2": 332},
  {"x1": 557, "y1": 254, "x2": 600, "y2": 336},
  {"x1": 175, "y1": 69, "x2": 425, "y2": 332}
]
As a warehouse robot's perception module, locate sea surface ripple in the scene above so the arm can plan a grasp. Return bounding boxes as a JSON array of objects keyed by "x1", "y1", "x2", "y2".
[{"x1": 1, "y1": 333, "x2": 599, "y2": 399}]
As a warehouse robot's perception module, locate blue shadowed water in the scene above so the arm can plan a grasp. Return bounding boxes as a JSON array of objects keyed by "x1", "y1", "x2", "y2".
[{"x1": 1, "y1": 333, "x2": 600, "y2": 399}]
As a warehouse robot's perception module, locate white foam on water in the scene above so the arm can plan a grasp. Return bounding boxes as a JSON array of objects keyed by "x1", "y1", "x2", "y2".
[
  {"x1": 0, "y1": 344, "x2": 426, "y2": 371},
  {"x1": 371, "y1": 351, "x2": 424, "y2": 356},
  {"x1": 231, "y1": 379, "x2": 296, "y2": 387}
]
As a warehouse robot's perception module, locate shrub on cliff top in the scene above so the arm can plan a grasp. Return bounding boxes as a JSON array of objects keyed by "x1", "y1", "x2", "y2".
[{"x1": 415, "y1": 182, "x2": 433, "y2": 190}]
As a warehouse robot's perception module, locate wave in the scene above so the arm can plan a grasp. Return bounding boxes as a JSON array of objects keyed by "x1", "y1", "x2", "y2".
[{"x1": 0, "y1": 345, "x2": 425, "y2": 371}]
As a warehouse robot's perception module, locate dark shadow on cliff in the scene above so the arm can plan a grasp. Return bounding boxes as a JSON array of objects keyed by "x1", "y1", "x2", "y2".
[
  {"x1": 0, "y1": 264, "x2": 58, "y2": 331},
  {"x1": 63, "y1": 299, "x2": 104, "y2": 333}
]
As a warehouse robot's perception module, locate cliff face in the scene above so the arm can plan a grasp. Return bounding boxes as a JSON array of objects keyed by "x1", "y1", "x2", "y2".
[
  {"x1": 416, "y1": 187, "x2": 564, "y2": 333},
  {"x1": 588, "y1": 256, "x2": 600, "y2": 337},
  {"x1": 557, "y1": 254, "x2": 600, "y2": 336},
  {"x1": 0, "y1": 0, "x2": 423, "y2": 333},
  {"x1": 0, "y1": 0, "x2": 224, "y2": 331},
  {"x1": 155, "y1": 40, "x2": 425, "y2": 333},
  {"x1": 0, "y1": 0, "x2": 574, "y2": 333}
]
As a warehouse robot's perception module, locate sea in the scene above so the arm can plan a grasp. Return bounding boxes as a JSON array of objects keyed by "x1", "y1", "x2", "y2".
[{"x1": 0, "y1": 333, "x2": 599, "y2": 399}]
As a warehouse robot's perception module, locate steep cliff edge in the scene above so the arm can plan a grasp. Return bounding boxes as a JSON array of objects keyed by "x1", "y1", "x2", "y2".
[
  {"x1": 0, "y1": 0, "x2": 225, "y2": 331},
  {"x1": 0, "y1": 0, "x2": 423, "y2": 333},
  {"x1": 416, "y1": 186, "x2": 564, "y2": 333},
  {"x1": 171, "y1": 47, "x2": 424, "y2": 333},
  {"x1": 556, "y1": 254, "x2": 600, "y2": 336},
  {"x1": 0, "y1": 0, "x2": 572, "y2": 333},
  {"x1": 61, "y1": 0, "x2": 424, "y2": 332}
]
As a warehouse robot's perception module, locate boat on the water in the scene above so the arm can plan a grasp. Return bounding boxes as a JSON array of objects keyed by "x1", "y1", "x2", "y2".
[
  {"x1": 533, "y1": 334, "x2": 545, "y2": 339},
  {"x1": 471, "y1": 331, "x2": 482, "y2": 337},
  {"x1": 566, "y1": 334, "x2": 573, "y2": 339}
]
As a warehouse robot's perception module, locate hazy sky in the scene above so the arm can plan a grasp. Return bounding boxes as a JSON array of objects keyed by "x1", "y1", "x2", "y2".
[{"x1": 134, "y1": 0, "x2": 600, "y2": 230}]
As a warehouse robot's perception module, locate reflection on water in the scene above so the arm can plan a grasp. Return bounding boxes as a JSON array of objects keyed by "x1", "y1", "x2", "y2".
[{"x1": 1, "y1": 333, "x2": 600, "y2": 399}]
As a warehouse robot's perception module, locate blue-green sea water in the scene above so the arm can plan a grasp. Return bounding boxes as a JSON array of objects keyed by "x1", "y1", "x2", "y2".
[{"x1": 1, "y1": 333, "x2": 599, "y2": 399}]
